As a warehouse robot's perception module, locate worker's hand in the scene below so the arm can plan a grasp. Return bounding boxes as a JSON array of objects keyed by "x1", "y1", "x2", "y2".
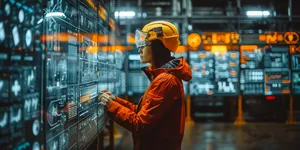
[
  {"x1": 98, "y1": 90, "x2": 116, "y2": 106},
  {"x1": 100, "y1": 89, "x2": 116, "y2": 100}
]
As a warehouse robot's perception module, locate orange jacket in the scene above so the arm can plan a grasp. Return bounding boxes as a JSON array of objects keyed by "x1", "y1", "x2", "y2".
[{"x1": 107, "y1": 57, "x2": 192, "y2": 150}]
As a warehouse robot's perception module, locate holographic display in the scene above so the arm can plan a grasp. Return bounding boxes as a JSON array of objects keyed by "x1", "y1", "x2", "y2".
[
  {"x1": 44, "y1": 0, "x2": 108, "y2": 149},
  {"x1": 0, "y1": 0, "x2": 44, "y2": 149},
  {"x1": 1, "y1": 0, "x2": 113, "y2": 149}
]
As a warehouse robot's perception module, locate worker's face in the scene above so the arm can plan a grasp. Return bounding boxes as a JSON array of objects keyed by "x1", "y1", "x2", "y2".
[{"x1": 139, "y1": 46, "x2": 152, "y2": 64}]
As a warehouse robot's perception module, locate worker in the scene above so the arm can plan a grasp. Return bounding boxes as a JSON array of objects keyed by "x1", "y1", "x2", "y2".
[{"x1": 99, "y1": 20, "x2": 192, "y2": 150}]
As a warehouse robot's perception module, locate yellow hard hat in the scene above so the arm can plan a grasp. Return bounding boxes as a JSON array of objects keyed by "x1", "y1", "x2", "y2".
[{"x1": 141, "y1": 21, "x2": 180, "y2": 52}]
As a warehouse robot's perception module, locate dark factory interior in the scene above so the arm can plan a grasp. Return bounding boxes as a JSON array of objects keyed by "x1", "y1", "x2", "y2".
[{"x1": 1, "y1": 0, "x2": 300, "y2": 149}]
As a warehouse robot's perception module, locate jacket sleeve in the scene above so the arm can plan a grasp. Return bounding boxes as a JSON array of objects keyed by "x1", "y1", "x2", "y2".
[
  {"x1": 107, "y1": 75, "x2": 180, "y2": 135},
  {"x1": 114, "y1": 97, "x2": 136, "y2": 112}
]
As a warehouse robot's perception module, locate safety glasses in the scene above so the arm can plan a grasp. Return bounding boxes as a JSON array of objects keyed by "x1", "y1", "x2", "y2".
[{"x1": 135, "y1": 29, "x2": 151, "y2": 49}]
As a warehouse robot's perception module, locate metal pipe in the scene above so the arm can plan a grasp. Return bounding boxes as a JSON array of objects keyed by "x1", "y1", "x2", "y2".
[
  {"x1": 138, "y1": 0, "x2": 142, "y2": 17},
  {"x1": 172, "y1": 0, "x2": 177, "y2": 16},
  {"x1": 288, "y1": 0, "x2": 292, "y2": 22},
  {"x1": 237, "y1": 0, "x2": 241, "y2": 14}
]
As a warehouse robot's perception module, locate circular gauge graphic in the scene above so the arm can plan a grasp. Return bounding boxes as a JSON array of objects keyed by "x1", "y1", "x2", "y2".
[
  {"x1": 5, "y1": 3, "x2": 10, "y2": 15},
  {"x1": 32, "y1": 142, "x2": 40, "y2": 150},
  {"x1": 0, "y1": 22, "x2": 5, "y2": 42},
  {"x1": 25, "y1": 29, "x2": 32, "y2": 47},
  {"x1": 32, "y1": 119, "x2": 40, "y2": 136},
  {"x1": 187, "y1": 33, "x2": 202, "y2": 48},
  {"x1": 18, "y1": 9, "x2": 25, "y2": 23}
]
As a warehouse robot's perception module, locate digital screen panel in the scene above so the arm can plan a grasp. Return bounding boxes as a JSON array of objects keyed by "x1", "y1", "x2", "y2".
[
  {"x1": 214, "y1": 51, "x2": 239, "y2": 95},
  {"x1": 190, "y1": 80, "x2": 215, "y2": 95},
  {"x1": 290, "y1": 45, "x2": 300, "y2": 95},
  {"x1": 0, "y1": 0, "x2": 140, "y2": 148},
  {"x1": 292, "y1": 72, "x2": 300, "y2": 94},
  {"x1": 264, "y1": 47, "x2": 289, "y2": 68},
  {"x1": 79, "y1": 33, "x2": 98, "y2": 83},
  {"x1": 129, "y1": 54, "x2": 148, "y2": 69},
  {"x1": 0, "y1": 0, "x2": 44, "y2": 149},
  {"x1": 128, "y1": 72, "x2": 150, "y2": 95},
  {"x1": 264, "y1": 68, "x2": 291, "y2": 95},
  {"x1": 263, "y1": 46, "x2": 291, "y2": 95},
  {"x1": 240, "y1": 45, "x2": 265, "y2": 95},
  {"x1": 291, "y1": 55, "x2": 300, "y2": 70},
  {"x1": 44, "y1": 0, "x2": 108, "y2": 149},
  {"x1": 47, "y1": 124, "x2": 77, "y2": 150},
  {"x1": 240, "y1": 69, "x2": 264, "y2": 94},
  {"x1": 240, "y1": 47, "x2": 263, "y2": 69},
  {"x1": 78, "y1": 105, "x2": 97, "y2": 149},
  {"x1": 190, "y1": 51, "x2": 215, "y2": 95}
]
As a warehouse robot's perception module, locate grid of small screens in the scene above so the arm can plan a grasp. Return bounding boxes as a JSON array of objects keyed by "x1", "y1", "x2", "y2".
[
  {"x1": 190, "y1": 49, "x2": 240, "y2": 96},
  {"x1": 241, "y1": 45, "x2": 291, "y2": 95},
  {"x1": 0, "y1": 0, "x2": 44, "y2": 149},
  {"x1": 0, "y1": 0, "x2": 117, "y2": 149},
  {"x1": 190, "y1": 45, "x2": 295, "y2": 96}
]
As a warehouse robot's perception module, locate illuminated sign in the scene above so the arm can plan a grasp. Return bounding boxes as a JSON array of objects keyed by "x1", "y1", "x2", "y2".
[
  {"x1": 98, "y1": 5, "x2": 107, "y2": 21},
  {"x1": 284, "y1": 32, "x2": 299, "y2": 44},
  {"x1": 211, "y1": 45, "x2": 227, "y2": 54},
  {"x1": 85, "y1": 0, "x2": 97, "y2": 12},
  {"x1": 290, "y1": 45, "x2": 300, "y2": 54},
  {"x1": 259, "y1": 32, "x2": 300, "y2": 44},
  {"x1": 109, "y1": 17, "x2": 115, "y2": 30},
  {"x1": 201, "y1": 32, "x2": 239, "y2": 45}
]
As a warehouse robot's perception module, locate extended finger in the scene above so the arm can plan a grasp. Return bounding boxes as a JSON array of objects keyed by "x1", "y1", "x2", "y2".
[
  {"x1": 100, "y1": 101, "x2": 107, "y2": 105},
  {"x1": 98, "y1": 95, "x2": 107, "y2": 102},
  {"x1": 102, "y1": 93, "x2": 111, "y2": 99},
  {"x1": 100, "y1": 96, "x2": 108, "y2": 103}
]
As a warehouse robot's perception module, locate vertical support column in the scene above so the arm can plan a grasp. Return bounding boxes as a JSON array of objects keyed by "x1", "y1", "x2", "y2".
[
  {"x1": 109, "y1": 119, "x2": 114, "y2": 150},
  {"x1": 286, "y1": 95, "x2": 296, "y2": 124},
  {"x1": 185, "y1": 39, "x2": 193, "y2": 124},
  {"x1": 234, "y1": 96, "x2": 246, "y2": 125},
  {"x1": 185, "y1": 95, "x2": 194, "y2": 124}
]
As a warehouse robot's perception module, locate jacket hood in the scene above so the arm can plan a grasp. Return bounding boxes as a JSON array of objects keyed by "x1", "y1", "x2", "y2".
[{"x1": 142, "y1": 57, "x2": 192, "y2": 82}]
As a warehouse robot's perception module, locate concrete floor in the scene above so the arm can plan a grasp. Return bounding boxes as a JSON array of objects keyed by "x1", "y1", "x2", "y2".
[{"x1": 114, "y1": 123, "x2": 300, "y2": 150}]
